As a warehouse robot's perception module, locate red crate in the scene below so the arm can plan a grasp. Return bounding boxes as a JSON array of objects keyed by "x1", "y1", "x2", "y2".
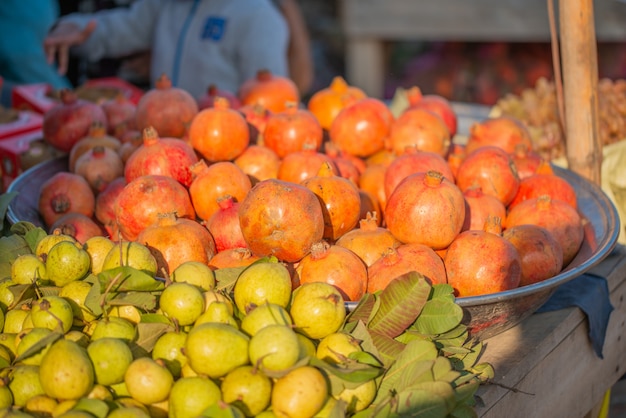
[{"x1": 0, "y1": 109, "x2": 44, "y2": 140}]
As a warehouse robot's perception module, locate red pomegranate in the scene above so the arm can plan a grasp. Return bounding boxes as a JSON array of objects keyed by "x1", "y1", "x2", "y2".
[
  {"x1": 455, "y1": 146, "x2": 520, "y2": 206},
  {"x1": 301, "y1": 162, "x2": 361, "y2": 241},
  {"x1": 49, "y1": 212, "x2": 106, "y2": 244},
  {"x1": 511, "y1": 143, "x2": 542, "y2": 180},
  {"x1": 277, "y1": 147, "x2": 338, "y2": 184},
  {"x1": 504, "y1": 195, "x2": 584, "y2": 267},
  {"x1": 74, "y1": 146, "x2": 125, "y2": 194},
  {"x1": 43, "y1": 89, "x2": 108, "y2": 153},
  {"x1": 508, "y1": 160, "x2": 578, "y2": 210},
  {"x1": 384, "y1": 170, "x2": 465, "y2": 250},
  {"x1": 114, "y1": 174, "x2": 196, "y2": 242},
  {"x1": 68, "y1": 121, "x2": 121, "y2": 172},
  {"x1": 294, "y1": 241, "x2": 368, "y2": 301},
  {"x1": 197, "y1": 84, "x2": 241, "y2": 110},
  {"x1": 263, "y1": 103, "x2": 324, "y2": 158},
  {"x1": 233, "y1": 144, "x2": 281, "y2": 185},
  {"x1": 238, "y1": 178, "x2": 325, "y2": 263},
  {"x1": 204, "y1": 195, "x2": 247, "y2": 252},
  {"x1": 405, "y1": 86, "x2": 458, "y2": 136},
  {"x1": 208, "y1": 247, "x2": 261, "y2": 270},
  {"x1": 335, "y1": 212, "x2": 400, "y2": 267},
  {"x1": 38, "y1": 171, "x2": 96, "y2": 228},
  {"x1": 445, "y1": 216, "x2": 522, "y2": 297},
  {"x1": 462, "y1": 186, "x2": 507, "y2": 232},
  {"x1": 124, "y1": 126, "x2": 199, "y2": 187},
  {"x1": 465, "y1": 115, "x2": 533, "y2": 155},
  {"x1": 101, "y1": 93, "x2": 137, "y2": 135},
  {"x1": 135, "y1": 73, "x2": 198, "y2": 138},
  {"x1": 386, "y1": 107, "x2": 451, "y2": 157},
  {"x1": 238, "y1": 69, "x2": 300, "y2": 113},
  {"x1": 503, "y1": 224, "x2": 564, "y2": 286},
  {"x1": 95, "y1": 176, "x2": 126, "y2": 240},
  {"x1": 307, "y1": 76, "x2": 367, "y2": 131},
  {"x1": 367, "y1": 243, "x2": 447, "y2": 293}
]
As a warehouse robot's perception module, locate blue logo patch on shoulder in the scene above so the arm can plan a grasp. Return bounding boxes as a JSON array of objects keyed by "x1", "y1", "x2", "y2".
[{"x1": 202, "y1": 16, "x2": 227, "y2": 41}]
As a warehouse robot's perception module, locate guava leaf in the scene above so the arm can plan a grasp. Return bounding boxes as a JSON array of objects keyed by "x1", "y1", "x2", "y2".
[
  {"x1": 98, "y1": 266, "x2": 165, "y2": 292},
  {"x1": 84, "y1": 273, "x2": 104, "y2": 317},
  {"x1": 368, "y1": 272, "x2": 431, "y2": 338},
  {"x1": 349, "y1": 350, "x2": 384, "y2": 368},
  {"x1": 395, "y1": 387, "x2": 448, "y2": 417},
  {"x1": 450, "y1": 341, "x2": 484, "y2": 370},
  {"x1": 309, "y1": 356, "x2": 384, "y2": 395},
  {"x1": 430, "y1": 283, "x2": 457, "y2": 302},
  {"x1": 326, "y1": 399, "x2": 348, "y2": 418},
  {"x1": 470, "y1": 362, "x2": 495, "y2": 381},
  {"x1": 215, "y1": 266, "x2": 246, "y2": 292},
  {"x1": 108, "y1": 292, "x2": 157, "y2": 311},
  {"x1": 347, "y1": 320, "x2": 382, "y2": 362},
  {"x1": 375, "y1": 340, "x2": 439, "y2": 405},
  {"x1": 402, "y1": 381, "x2": 457, "y2": 414},
  {"x1": 0, "y1": 192, "x2": 17, "y2": 234},
  {"x1": 140, "y1": 313, "x2": 172, "y2": 324},
  {"x1": 7, "y1": 283, "x2": 37, "y2": 309},
  {"x1": 23, "y1": 226, "x2": 48, "y2": 254},
  {"x1": 133, "y1": 321, "x2": 174, "y2": 354},
  {"x1": 12, "y1": 331, "x2": 63, "y2": 364},
  {"x1": 413, "y1": 299, "x2": 464, "y2": 336},
  {"x1": 0, "y1": 234, "x2": 32, "y2": 265},
  {"x1": 432, "y1": 356, "x2": 458, "y2": 382},
  {"x1": 449, "y1": 403, "x2": 480, "y2": 418},
  {"x1": 369, "y1": 329, "x2": 407, "y2": 367},
  {"x1": 346, "y1": 292, "x2": 378, "y2": 327},
  {"x1": 452, "y1": 377, "x2": 481, "y2": 405}
]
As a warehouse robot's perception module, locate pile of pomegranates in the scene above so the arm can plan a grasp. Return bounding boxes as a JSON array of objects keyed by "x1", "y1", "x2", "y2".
[{"x1": 37, "y1": 71, "x2": 585, "y2": 300}]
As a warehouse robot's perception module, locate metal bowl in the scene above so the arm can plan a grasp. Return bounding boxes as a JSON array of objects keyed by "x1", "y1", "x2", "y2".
[{"x1": 6, "y1": 157, "x2": 621, "y2": 341}]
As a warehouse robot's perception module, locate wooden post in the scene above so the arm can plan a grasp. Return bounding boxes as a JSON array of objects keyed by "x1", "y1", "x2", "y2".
[{"x1": 558, "y1": 0, "x2": 602, "y2": 184}]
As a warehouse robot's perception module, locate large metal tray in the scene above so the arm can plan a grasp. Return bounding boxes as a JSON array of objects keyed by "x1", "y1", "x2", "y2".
[{"x1": 6, "y1": 155, "x2": 621, "y2": 341}]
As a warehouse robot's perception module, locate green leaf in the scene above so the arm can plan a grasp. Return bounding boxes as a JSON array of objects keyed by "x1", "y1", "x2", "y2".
[
  {"x1": 7, "y1": 284, "x2": 37, "y2": 309},
  {"x1": 432, "y1": 356, "x2": 456, "y2": 382},
  {"x1": 374, "y1": 340, "x2": 439, "y2": 405},
  {"x1": 470, "y1": 362, "x2": 495, "y2": 381},
  {"x1": 368, "y1": 272, "x2": 431, "y2": 338},
  {"x1": 395, "y1": 387, "x2": 448, "y2": 417},
  {"x1": 452, "y1": 378, "x2": 480, "y2": 405},
  {"x1": 430, "y1": 283, "x2": 457, "y2": 302},
  {"x1": 369, "y1": 330, "x2": 407, "y2": 367},
  {"x1": 215, "y1": 266, "x2": 246, "y2": 293},
  {"x1": 347, "y1": 320, "x2": 382, "y2": 363},
  {"x1": 450, "y1": 341, "x2": 484, "y2": 370},
  {"x1": 132, "y1": 322, "x2": 174, "y2": 355},
  {"x1": 98, "y1": 266, "x2": 165, "y2": 292},
  {"x1": 0, "y1": 234, "x2": 32, "y2": 264},
  {"x1": 12, "y1": 331, "x2": 63, "y2": 364},
  {"x1": 309, "y1": 356, "x2": 384, "y2": 387},
  {"x1": 346, "y1": 292, "x2": 378, "y2": 327},
  {"x1": 84, "y1": 273, "x2": 104, "y2": 317},
  {"x1": 349, "y1": 350, "x2": 384, "y2": 368},
  {"x1": 402, "y1": 381, "x2": 456, "y2": 414},
  {"x1": 140, "y1": 313, "x2": 172, "y2": 324},
  {"x1": 434, "y1": 324, "x2": 469, "y2": 349},
  {"x1": 450, "y1": 403, "x2": 479, "y2": 418},
  {"x1": 0, "y1": 192, "x2": 18, "y2": 235},
  {"x1": 24, "y1": 227, "x2": 48, "y2": 254},
  {"x1": 108, "y1": 292, "x2": 157, "y2": 311},
  {"x1": 413, "y1": 299, "x2": 464, "y2": 336}
]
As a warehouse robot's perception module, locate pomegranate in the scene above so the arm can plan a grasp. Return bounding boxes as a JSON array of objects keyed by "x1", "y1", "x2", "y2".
[
  {"x1": 238, "y1": 104, "x2": 272, "y2": 144},
  {"x1": 335, "y1": 212, "x2": 400, "y2": 267},
  {"x1": 367, "y1": 243, "x2": 447, "y2": 293},
  {"x1": 503, "y1": 224, "x2": 564, "y2": 286},
  {"x1": 74, "y1": 146, "x2": 125, "y2": 193},
  {"x1": 114, "y1": 174, "x2": 196, "y2": 241},
  {"x1": 462, "y1": 186, "x2": 507, "y2": 232},
  {"x1": 233, "y1": 144, "x2": 281, "y2": 185},
  {"x1": 49, "y1": 212, "x2": 106, "y2": 244},
  {"x1": 324, "y1": 142, "x2": 365, "y2": 185},
  {"x1": 68, "y1": 121, "x2": 121, "y2": 172},
  {"x1": 358, "y1": 163, "x2": 388, "y2": 217},
  {"x1": 446, "y1": 143, "x2": 466, "y2": 179},
  {"x1": 197, "y1": 84, "x2": 241, "y2": 110},
  {"x1": 38, "y1": 171, "x2": 96, "y2": 227},
  {"x1": 511, "y1": 143, "x2": 542, "y2": 180},
  {"x1": 124, "y1": 126, "x2": 198, "y2": 187},
  {"x1": 135, "y1": 73, "x2": 198, "y2": 138},
  {"x1": 455, "y1": 146, "x2": 520, "y2": 206},
  {"x1": 263, "y1": 103, "x2": 324, "y2": 158},
  {"x1": 358, "y1": 190, "x2": 381, "y2": 224},
  {"x1": 386, "y1": 107, "x2": 451, "y2": 157},
  {"x1": 294, "y1": 241, "x2": 368, "y2": 301},
  {"x1": 504, "y1": 195, "x2": 584, "y2": 267},
  {"x1": 277, "y1": 147, "x2": 338, "y2": 184},
  {"x1": 384, "y1": 170, "x2": 465, "y2": 250},
  {"x1": 301, "y1": 162, "x2": 361, "y2": 241},
  {"x1": 136, "y1": 212, "x2": 217, "y2": 275},
  {"x1": 445, "y1": 216, "x2": 522, "y2": 297},
  {"x1": 188, "y1": 97, "x2": 250, "y2": 162},
  {"x1": 208, "y1": 247, "x2": 261, "y2": 270},
  {"x1": 465, "y1": 115, "x2": 533, "y2": 155},
  {"x1": 508, "y1": 160, "x2": 578, "y2": 210},
  {"x1": 405, "y1": 86, "x2": 458, "y2": 136},
  {"x1": 101, "y1": 93, "x2": 137, "y2": 135},
  {"x1": 204, "y1": 195, "x2": 247, "y2": 252},
  {"x1": 95, "y1": 176, "x2": 126, "y2": 240},
  {"x1": 189, "y1": 160, "x2": 252, "y2": 221},
  {"x1": 43, "y1": 89, "x2": 108, "y2": 152},
  {"x1": 238, "y1": 178, "x2": 324, "y2": 263},
  {"x1": 307, "y1": 76, "x2": 367, "y2": 130},
  {"x1": 238, "y1": 69, "x2": 300, "y2": 113}
]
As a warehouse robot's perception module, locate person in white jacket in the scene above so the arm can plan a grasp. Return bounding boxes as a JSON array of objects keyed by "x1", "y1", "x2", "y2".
[{"x1": 44, "y1": 0, "x2": 291, "y2": 99}]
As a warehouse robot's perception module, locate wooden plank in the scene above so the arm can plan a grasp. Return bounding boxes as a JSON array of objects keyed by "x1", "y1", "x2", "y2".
[
  {"x1": 341, "y1": 0, "x2": 626, "y2": 41},
  {"x1": 344, "y1": 38, "x2": 385, "y2": 98},
  {"x1": 475, "y1": 245, "x2": 626, "y2": 417}
]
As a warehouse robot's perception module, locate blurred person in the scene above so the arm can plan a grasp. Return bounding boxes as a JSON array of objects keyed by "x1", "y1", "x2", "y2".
[
  {"x1": 44, "y1": 0, "x2": 313, "y2": 99},
  {"x1": 0, "y1": 0, "x2": 72, "y2": 107}
]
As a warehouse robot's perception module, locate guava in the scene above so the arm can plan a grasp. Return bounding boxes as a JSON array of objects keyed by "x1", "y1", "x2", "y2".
[
  {"x1": 124, "y1": 357, "x2": 174, "y2": 405},
  {"x1": 233, "y1": 261, "x2": 292, "y2": 314},
  {"x1": 83, "y1": 236, "x2": 115, "y2": 275},
  {"x1": 185, "y1": 322, "x2": 250, "y2": 378},
  {"x1": 337, "y1": 379, "x2": 377, "y2": 413},
  {"x1": 271, "y1": 366, "x2": 328, "y2": 418},
  {"x1": 199, "y1": 400, "x2": 246, "y2": 418},
  {"x1": 289, "y1": 282, "x2": 346, "y2": 339},
  {"x1": 89, "y1": 316, "x2": 136, "y2": 343},
  {"x1": 15, "y1": 327, "x2": 55, "y2": 366},
  {"x1": 171, "y1": 261, "x2": 216, "y2": 291},
  {"x1": 101, "y1": 241, "x2": 158, "y2": 276},
  {"x1": 59, "y1": 280, "x2": 98, "y2": 325},
  {"x1": 35, "y1": 232, "x2": 76, "y2": 260},
  {"x1": 248, "y1": 325, "x2": 300, "y2": 372},
  {"x1": 194, "y1": 301, "x2": 238, "y2": 327},
  {"x1": 11, "y1": 254, "x2": 48, "y2": 285},
  {"x1": 0, "y1": 280, "x2": 16, "y2": 312},
  {"x1": 221, "y1": 365, "x2": 272, "y2": 417},
  {"x1": 0, "y1": 383, "x2": 12, "y2": 409},
  {"x1": 87, "y1": 337, "x2": 134, "y2": 386},
  {"x1": 3, "y1": 309, "x2": 29, "y2": 334},
  {"x1": 240, "y1": 302, "x2": 292, "y2": 337},
  {"x1": 39, "y1": 339, "x2": 95, "y2": 400},
  {"x1": 152, "y1": 331, "x2": 188, "y2": 378},
  {"x1": 64, "y1": 330, "x2": 90, "y2": 347},
  {"x1": 45, "y1": 241, "x2": 91, "y2": 286},
  {"x1": 168, "y1": 376, "x2": 221, "y2": 418},
  {"x1": 202, "y1": 290, "x2": 234, "y2": 314},
  {"x1": 316, "y1": 332, "x2": 362, "y2": 364},
  {"x1": 8, "y1": 364, "x2": 46, "y2": 406},
  {"x1": 106, "y1": 305, "x2": 142, "y2": 324},
  {"x1": 106, "y1": 406, "x2": 150, "y2": 418},
  {"x1": 31, "y1": 296, "x2": 74, "y2": 334},
  {"x1": 23, "y1": 394, "x2": 58, "y2": 417},
  {"x1": 296, "y1": 333, "x2": 317, "y2": 360},
  {"x1": 159, "y1": 282, "x2": 205, "y2": 326},
  {"x1": 86, "y1": 383, "x2": 114, "y2": 401}
]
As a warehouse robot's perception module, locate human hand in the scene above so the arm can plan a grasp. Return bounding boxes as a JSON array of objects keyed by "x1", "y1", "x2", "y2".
[{"x1": 44, "y1": 20, "x2": 97, "y2": 75}]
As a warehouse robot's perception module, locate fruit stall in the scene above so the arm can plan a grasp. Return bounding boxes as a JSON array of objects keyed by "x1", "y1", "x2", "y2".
[{"x1": 0, "y1": 1, "x2": 625, "y2": 417}]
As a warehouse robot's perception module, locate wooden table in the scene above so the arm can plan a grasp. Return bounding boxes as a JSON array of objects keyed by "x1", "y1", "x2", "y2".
[
  {"x1": 340, "y1": 0, "x2": 626, "y2": 98},
  {"x1": 475, "y1": 244, "x2": 626, "y2": 417}
]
